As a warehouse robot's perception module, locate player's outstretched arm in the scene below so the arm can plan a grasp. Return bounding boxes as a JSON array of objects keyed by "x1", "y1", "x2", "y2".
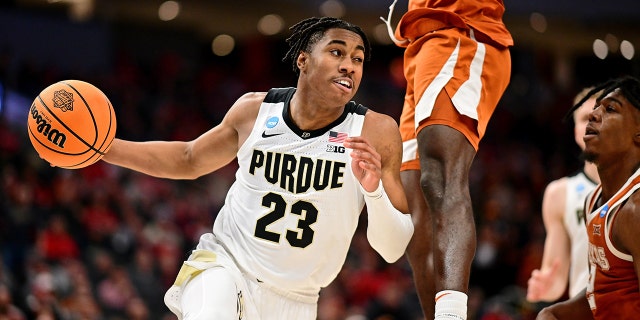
[
  {"x1": 527, "y1": 178, "x2": 572, "y2": 302},
  {"x1": 103, "y1": 92, "x2": 265, "y2": 180},
  {"x1": 347, "y1": 111, "x2": 413, "y2": 263}
]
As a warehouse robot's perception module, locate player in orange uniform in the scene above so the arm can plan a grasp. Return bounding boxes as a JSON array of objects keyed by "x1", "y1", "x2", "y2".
[
  {"x1": 381, "y1": 0, "x2": 513, "y2": 319},
  {"x1": 537, "y1": 76, "x2": 640, "y2": 319}
]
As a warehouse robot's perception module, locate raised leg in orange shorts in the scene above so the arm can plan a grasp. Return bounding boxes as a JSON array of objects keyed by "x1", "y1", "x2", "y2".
[{"x1": 399, "y1": 27, "x2": 511, "y2": 320}]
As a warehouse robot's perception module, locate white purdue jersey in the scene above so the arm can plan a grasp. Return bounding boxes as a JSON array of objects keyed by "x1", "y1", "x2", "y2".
[
  {"x1": 564, "y1": 170, "x2": 597, "y2": 297},
  {"x1": 211, "y1": 87, "x2": 368, "y2": 299}
]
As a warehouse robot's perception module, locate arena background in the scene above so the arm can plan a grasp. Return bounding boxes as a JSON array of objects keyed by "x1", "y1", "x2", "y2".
[{"x1": 1, "y1": 0, "x2": 639, "y2": 319}]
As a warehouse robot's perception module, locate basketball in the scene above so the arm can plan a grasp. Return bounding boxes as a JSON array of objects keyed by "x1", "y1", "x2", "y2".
[{"x1": 27, "y1": 80, "x2": 117, "y2": 169}]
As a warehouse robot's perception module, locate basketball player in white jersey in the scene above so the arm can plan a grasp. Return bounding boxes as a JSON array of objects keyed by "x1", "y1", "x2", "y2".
[
  {"x1": 101, "y1": 17, "x2": 414, "y2": 320},
  {"x1": 526, "y1": 88, "x2": 600, "y2": 302}
]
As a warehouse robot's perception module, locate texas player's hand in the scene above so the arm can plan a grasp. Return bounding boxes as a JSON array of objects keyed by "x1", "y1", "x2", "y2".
[{"x1": 344, "y1": 136, "x2": 381, "y2": 193}]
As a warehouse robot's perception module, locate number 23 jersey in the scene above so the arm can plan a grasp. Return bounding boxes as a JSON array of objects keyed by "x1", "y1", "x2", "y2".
[{"x1": 212, "y1": 87, "x2": 368, "y2": 298}]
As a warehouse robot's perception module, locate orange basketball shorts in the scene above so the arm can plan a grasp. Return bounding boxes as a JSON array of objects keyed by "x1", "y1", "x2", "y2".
[{"x1": 399, "y1": 27, "x2": 511, "y2": 171}]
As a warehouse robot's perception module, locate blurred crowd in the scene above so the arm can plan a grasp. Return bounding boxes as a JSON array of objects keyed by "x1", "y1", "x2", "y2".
[{"x1": 0, "y1": 9, "x2": 612, "y2": 320}]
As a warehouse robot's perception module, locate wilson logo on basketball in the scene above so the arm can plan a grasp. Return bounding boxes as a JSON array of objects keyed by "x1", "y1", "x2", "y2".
[
  {"x1": 30, "y1": 104, "x2": 67, "y2": 148},
  {"x1": 53, "y1": 89, "x2": 74, "y2": 112}
]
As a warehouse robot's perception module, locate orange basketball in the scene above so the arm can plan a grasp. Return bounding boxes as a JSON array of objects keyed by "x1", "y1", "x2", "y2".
[{"x1": 27, "y1": 80, "x2": 117, "y2": 169}]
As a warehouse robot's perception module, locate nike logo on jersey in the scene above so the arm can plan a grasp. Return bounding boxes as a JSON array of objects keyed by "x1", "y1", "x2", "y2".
[{"x1": 262, "y1": 131, "x2": 284, "y2": 138}]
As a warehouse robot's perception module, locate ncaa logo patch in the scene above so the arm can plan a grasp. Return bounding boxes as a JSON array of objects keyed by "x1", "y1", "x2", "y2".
[
  {"x1": 266, "y1": 117, "x2": 279, "y2": 128},
  {"x1": 600, "y1": 204, "x2": 609, "y2": 217}
]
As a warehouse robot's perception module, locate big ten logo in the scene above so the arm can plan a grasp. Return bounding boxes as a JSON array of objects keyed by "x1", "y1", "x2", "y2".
[{"x1": 326, "y1": 145, "x2": 345, "y2": 154}]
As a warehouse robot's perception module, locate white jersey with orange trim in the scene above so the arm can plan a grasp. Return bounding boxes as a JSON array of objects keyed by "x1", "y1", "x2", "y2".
[
  {"x1": 209, "y1": 87, "x2": 368, "y2": 300},
  {"x1": 564, "y1": 171, "x2": 597, "y2": 297}
]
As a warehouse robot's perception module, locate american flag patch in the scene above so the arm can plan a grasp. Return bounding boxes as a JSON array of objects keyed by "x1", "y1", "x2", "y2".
[{"x1": 328, "y1": 131, "x2": 348, "y2": 143}]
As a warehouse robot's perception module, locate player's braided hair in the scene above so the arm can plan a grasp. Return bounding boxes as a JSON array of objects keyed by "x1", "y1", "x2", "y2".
[
  {"x1": 564, "y1": 76, "x2": 640, "y2": 121},
  {"x1": 282, "y1": 17, "x2": 371, "y2": 75}
]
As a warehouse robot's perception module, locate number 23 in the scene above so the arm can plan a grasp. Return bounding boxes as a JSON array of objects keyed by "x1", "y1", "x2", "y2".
[{"x1": 254, "y1": 192, "x2": 318, "y2": 248}]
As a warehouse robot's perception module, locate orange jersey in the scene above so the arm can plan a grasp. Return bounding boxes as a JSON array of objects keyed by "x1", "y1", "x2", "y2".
[
  {"x1": 584, "y1": 170, "x2": 640, "y2": 319},
  {"x1": 395, "y1": 0, "x2": 513, "y2": 48}
]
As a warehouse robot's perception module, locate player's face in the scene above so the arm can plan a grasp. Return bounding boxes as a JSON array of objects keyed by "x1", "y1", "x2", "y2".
[
  {"x1": 574, "y1": 97, "x2": 596, "y2": 150},
  {"x1": 299, "y1": 28, "x2": 365, "y2": 106},
  {"x1": 583, "y1": 89, "x2": 640, "y2": 164}
]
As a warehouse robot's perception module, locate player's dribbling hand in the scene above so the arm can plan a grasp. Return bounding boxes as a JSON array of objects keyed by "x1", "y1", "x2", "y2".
[{"x1": 344, "y1": 136, "x2": 381, "y2": 193}]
